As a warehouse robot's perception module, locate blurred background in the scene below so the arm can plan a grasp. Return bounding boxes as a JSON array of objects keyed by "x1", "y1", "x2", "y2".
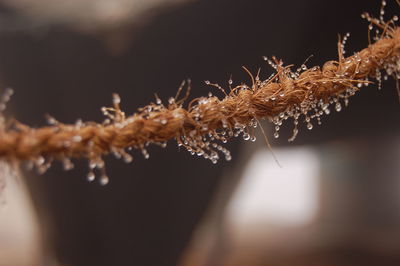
[{"x1": 0, "y1": 0, "x2": 399, "y2": 265}]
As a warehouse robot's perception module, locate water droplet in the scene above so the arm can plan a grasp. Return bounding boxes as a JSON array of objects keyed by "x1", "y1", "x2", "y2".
[
  {"x1": 274, "y1": 132, "x2": 279, "y2": 139},
  {"x1": 335, "y1": 102, "x2": 342, "y2": 112},
  {"x1": 36, "y1": 156, "x2": 45, "y2": 166},
  {"x1": 100, "y1": 175, "x2": 109, "y2": 185},
  {"x1": 37, "y1": 165, "x2": 49, "y2": 175},
  {"x1": 113, "y1": 94, "x2": 121, "y2": 105},
  {"x1": 243, "y1": 133, "x2": 250, "y2": 141},
  {"x1": 197, "y1": 150, "x2": 205, "y2": 156},
  {"x1": 87, "y1": 171, "x2": 95, "y2": 182},
  {"x1": 63, "y1": 158, "x2": 74, "y2": 171},
  {"x1": 123, "y1": 153, "x2": 133, "y2": 163},
  {"x1": 96, "y1": 159, "x2": 105, "y2": 169},
  {"x1": 75, "y1": 119, "x2": 84, "y2": 128},
  {"x1": 307, "y1": 122, "x2": 313, "y2": 130},
  {"x1": 46, "y1": 116, "x2": 58, "y2": 125},
  {"x1": 142, "y1": 149, "x2": 150, "y2": 159},
  {"x1": 89, "y1": 160, "x2": 96, "y2": 169}
]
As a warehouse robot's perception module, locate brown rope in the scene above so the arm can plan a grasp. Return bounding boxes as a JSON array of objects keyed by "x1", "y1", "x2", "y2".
[{"x1": 0, "y1": 11, "x2": 399, "y2": 183}]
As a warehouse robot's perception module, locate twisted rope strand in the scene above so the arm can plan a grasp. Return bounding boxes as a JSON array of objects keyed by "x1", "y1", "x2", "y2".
[{"x1": 0, "y1": 9, "x2": 399, "y2": 184}]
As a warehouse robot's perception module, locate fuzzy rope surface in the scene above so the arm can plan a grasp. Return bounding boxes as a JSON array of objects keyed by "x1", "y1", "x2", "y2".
[{"x1": 0, "y1": 9, "x2": 398, "y2": 184}]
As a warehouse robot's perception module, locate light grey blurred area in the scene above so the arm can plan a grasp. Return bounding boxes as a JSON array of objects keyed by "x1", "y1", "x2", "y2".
[
  {"x1": 0, "y1": 161, "x2": 42, "y2": 266},
  {"x1": 0, "y1": 0, "x2": 192, "y2": 30},
  {"x1": 0, "y1": 0, "x2": 195, "y2": 53}
]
